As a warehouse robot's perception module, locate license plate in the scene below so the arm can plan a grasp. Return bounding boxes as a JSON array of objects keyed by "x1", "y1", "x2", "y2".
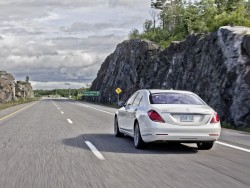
[{"x1": 180, "y1": 115, "x2": 194, "y2": 122}]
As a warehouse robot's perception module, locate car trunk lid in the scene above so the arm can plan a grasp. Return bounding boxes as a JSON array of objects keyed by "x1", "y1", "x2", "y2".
[{"x1": 152, "y1": 104, "x2": 213, "y2": 126}]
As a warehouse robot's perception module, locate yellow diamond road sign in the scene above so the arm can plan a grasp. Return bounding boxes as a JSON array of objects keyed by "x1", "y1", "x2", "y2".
[{"x1": 115, "y1": 87, "x2": 122, "y2": 94}]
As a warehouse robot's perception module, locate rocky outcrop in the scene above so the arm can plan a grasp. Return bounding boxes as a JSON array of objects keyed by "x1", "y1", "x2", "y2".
[
  {"x1": 0, "y1": 71, "x2": 34, "y2": 103},
  {"x1": 91, "y1": 26, "x2": 250, "y2": 127},
  {"x1": 15, "y1": 81, "x2": 34, "y2": 99},
  {"x1": 0, "y1": 71, "x2": 15, "y2": 103}
]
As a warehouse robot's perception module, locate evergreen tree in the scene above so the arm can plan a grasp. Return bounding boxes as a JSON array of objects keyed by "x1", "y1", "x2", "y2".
[
  {"x1": 129, "y1": 0, "x2": 250, "y2": 48},
  {"x1": 26, "y1": 76, "x2": 29, "y2": 82}
]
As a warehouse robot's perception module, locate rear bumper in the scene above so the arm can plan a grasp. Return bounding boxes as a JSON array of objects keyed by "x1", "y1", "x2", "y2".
[
  {"x1": 140, "y1": 122, "x2": 221, "y2": 143},
  {"x1": 142, "y1": 134, "x2": 220, "y2": 143}
]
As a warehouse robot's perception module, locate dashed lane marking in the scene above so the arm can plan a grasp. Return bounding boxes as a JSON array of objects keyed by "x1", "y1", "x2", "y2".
[
  {"x1": 85, "y1": 141, "x2": 105, "y2": 160},
  {"x1": 67, "y1": 119, "x2": 73, "y2": 124}
]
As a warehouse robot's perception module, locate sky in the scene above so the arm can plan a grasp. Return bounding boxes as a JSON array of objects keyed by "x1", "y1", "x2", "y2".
[{"x1": 0, "y1": 0, "x2": 151, "y2": 89}]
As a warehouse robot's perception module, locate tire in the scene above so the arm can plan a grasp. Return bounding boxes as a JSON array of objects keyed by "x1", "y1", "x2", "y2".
[
  {"x1": 114, "y1": 117, "x2": 123, "y2": 137},
  {"x1": 134, "y1": 122, "x2": 146, "y2": 149},
  {"x1": 197, "y1": 142, "x2": 214, "y2": 150}
]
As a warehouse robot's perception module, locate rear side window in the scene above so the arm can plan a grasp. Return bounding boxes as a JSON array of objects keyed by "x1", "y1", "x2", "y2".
[
  {"x1": 150, "y1": 93, "x2": 205, "y2": 105},
  {"x1": 133, "y1": 93, "x2": 143, "y2": 106},
  {"x1": 126, "y1": 92, "x2": 138, "y2": 105}
]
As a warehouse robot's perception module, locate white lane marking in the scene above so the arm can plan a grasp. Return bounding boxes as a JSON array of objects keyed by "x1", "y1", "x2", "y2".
[
  {"x1": 50, "y1": 99, "x2": 60, "y2": 107},
  {"x1": 67, "y1": 119, "x2": 73, "y2": 124},
  {"x1": 85, "y1": 141, "x2": 105, "y2": 160},
  {"x1": 61, "y1": 111, "x2": 64, "y2": 114},
  {"x1": 216, "y1": 141, "x2": 250, "y2": 153},
  {"x1": 77, "y1": 103, "x2": 115, "y2": 115},
  {"x1": 51, "y1": 100, "x2": 58, "y2": 107}
]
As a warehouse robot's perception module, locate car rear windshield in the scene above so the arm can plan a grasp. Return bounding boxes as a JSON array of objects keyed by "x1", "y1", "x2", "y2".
[{"x1": 150, "y1": 93, "x2": 206, "y2": 105}]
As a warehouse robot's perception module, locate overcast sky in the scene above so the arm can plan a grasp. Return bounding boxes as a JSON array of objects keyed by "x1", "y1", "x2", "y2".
[{"x1": 0, "y1": 0, "x2": 151, "y2": 89}]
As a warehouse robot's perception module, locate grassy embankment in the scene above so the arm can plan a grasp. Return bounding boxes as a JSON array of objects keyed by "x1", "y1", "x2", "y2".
[
  {"x1": 0, "y1": 98, "x2": 40, "y2": 111},
  {"x1": 222, "y1": 122, "x2": 250, "y2": 133}
]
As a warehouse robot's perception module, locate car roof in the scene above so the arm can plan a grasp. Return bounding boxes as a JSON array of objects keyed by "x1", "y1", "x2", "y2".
[{"x1": 147, "y1": 89, "x2": 194, "y2": 94}]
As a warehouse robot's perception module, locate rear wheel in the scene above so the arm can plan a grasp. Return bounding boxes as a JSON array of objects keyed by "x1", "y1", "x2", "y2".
[
  {"x1": 134, "y1": 122, "x2": 146, "y2": 149},
  {"x1": 197, "y1": 142, "x2": 214, "y2": 150},
  {"x1": 114, "y1": 117, "x2": 123, "y2": 137}
]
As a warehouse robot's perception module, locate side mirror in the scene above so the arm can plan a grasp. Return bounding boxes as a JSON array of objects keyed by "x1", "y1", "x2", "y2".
[{"x1": 118, "y1": 101, "x2": 125, "y2": 107}]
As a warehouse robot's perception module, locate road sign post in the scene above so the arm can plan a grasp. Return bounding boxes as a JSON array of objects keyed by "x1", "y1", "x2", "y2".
[{"x1": 115, "y1": 87, "x2": 122, "y2": 105}]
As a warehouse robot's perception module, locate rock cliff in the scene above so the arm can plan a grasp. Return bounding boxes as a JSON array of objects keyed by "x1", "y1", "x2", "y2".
[
  {"x1": 15, "y1": 81, "x2": 34, "y2": 99},
  {"x1": 0, "y1": 71, "x2": 34, "y2": 103},
  {"x1": 91, "y1": 26, "x2": 250, "y2": 127},
  {"x1": 0, "y1": 71, "x2": 15, "y2": 103}
]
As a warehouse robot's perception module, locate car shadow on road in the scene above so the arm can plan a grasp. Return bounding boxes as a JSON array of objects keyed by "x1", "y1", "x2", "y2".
[{"x1": 62, "y1": 134, "x2": 198, "y2": 154}]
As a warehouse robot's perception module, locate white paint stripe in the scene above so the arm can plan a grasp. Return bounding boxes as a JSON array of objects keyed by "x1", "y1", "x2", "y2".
[
  {"x1": 85, "y1": 141, "x2": 105, "y2": 160},
  {"x1": 58, "y1": 107, "x2": 60, "y2": 110},
  {"x1": 216, "y1": 141, "x2": 250, "y2": 153},
  {"x1": 77, "y1": 103, "x2": 115, "y2": 115},
  {"x1": 51, "y1": 100, "x2": 58, "y2": 107},
  {"x1": 67, "y1": 119, "x2": 73, "y2": 124},
  {"x1": 61, "y1": 111, "x2": 64, "y2": 114},
  {"x1": 0, "y1": 101, "x2": 39, "y2": 121}
]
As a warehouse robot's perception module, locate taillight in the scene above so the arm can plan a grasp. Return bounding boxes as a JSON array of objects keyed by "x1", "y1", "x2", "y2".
[
  {"x1": 147, "y1": 110, "x2": 165, "y2": 123},
  {"x1": 210, "y1": 113, "x2": 220, "y2": 123}
]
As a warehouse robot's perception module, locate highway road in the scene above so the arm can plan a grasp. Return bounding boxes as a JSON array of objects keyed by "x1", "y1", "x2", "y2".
[{"x1": 0, "y1": 98, "x2": 249, "y2": 188}]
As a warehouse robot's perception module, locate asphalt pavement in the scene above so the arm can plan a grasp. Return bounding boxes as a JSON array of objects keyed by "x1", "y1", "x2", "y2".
[{"x1": 0, "y1": 98, "x2": 249, "y2": 188}]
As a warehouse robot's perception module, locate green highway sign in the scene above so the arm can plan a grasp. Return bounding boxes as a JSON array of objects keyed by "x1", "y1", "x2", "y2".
[{"x1": 83, "y1": 91, "x2": 100, "y2": 96}]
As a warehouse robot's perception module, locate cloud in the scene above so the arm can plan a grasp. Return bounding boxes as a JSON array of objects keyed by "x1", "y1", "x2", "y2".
[
  {"x1": 62, "y1": 22, "x2": 114, "y2": 33},
  {"x1": 51, "y1": 34, "x2": 126, "y2": 53},
  {"x1": 31, "y1": 81, "x2": 87, "y2": 90},
  {"x1": 108, "y1": 0, "x2": 150, "y2": 8},
  {"x1": 0, "y1": 0, "x2": 148, "y2": 9},
  {"x1": 0, "y1": 0, "x2": 151, "y2": 89}
]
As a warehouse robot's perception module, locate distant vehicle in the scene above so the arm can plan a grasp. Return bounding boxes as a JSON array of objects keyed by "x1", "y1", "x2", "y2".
[{"x1": 114, "y1": 89, "x2": 221, "y2": 150}]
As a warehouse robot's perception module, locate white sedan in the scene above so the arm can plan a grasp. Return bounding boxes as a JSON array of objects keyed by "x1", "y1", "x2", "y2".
[{"x1": 114, "y1": 89, "x2": 221, "y2": 150}]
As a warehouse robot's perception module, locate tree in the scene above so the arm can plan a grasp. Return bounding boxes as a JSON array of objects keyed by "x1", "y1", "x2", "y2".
[
  {"x1": 129, "y1": 0, "x2": 250, "y2": 48},
  {"x1": 150, "y1": 9, "x2": 158, "y2": 32},
  {"x1": 26, "y1": 76, "x2": 29, "y2": 82},
  {"x1": 244, "y1": 0, "x2": 250, "y2": 18},
  {"x1": 226, "y1": 0, "x2": 244, "y2": 12},
  {"x1": 215, "y1": 0, "x2": 228, "y2": 13},
  {"x1": 129, "y1": 28, "x2": 140, "y2": 39},
  {"x1": 151, "y1": 0, "x2": 166, "y2": 10},
  {"x1": 143, "y1": 19, "x2": 154, "y2": 32}
]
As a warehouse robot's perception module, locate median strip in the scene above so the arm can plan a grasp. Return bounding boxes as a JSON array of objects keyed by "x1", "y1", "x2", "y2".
[
  {"x1": 216, "y1": 141, "x2": 250, "y2": 153},
  {"x1": 85, "y1": 141, "x2": 105, "y2": 160}
]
